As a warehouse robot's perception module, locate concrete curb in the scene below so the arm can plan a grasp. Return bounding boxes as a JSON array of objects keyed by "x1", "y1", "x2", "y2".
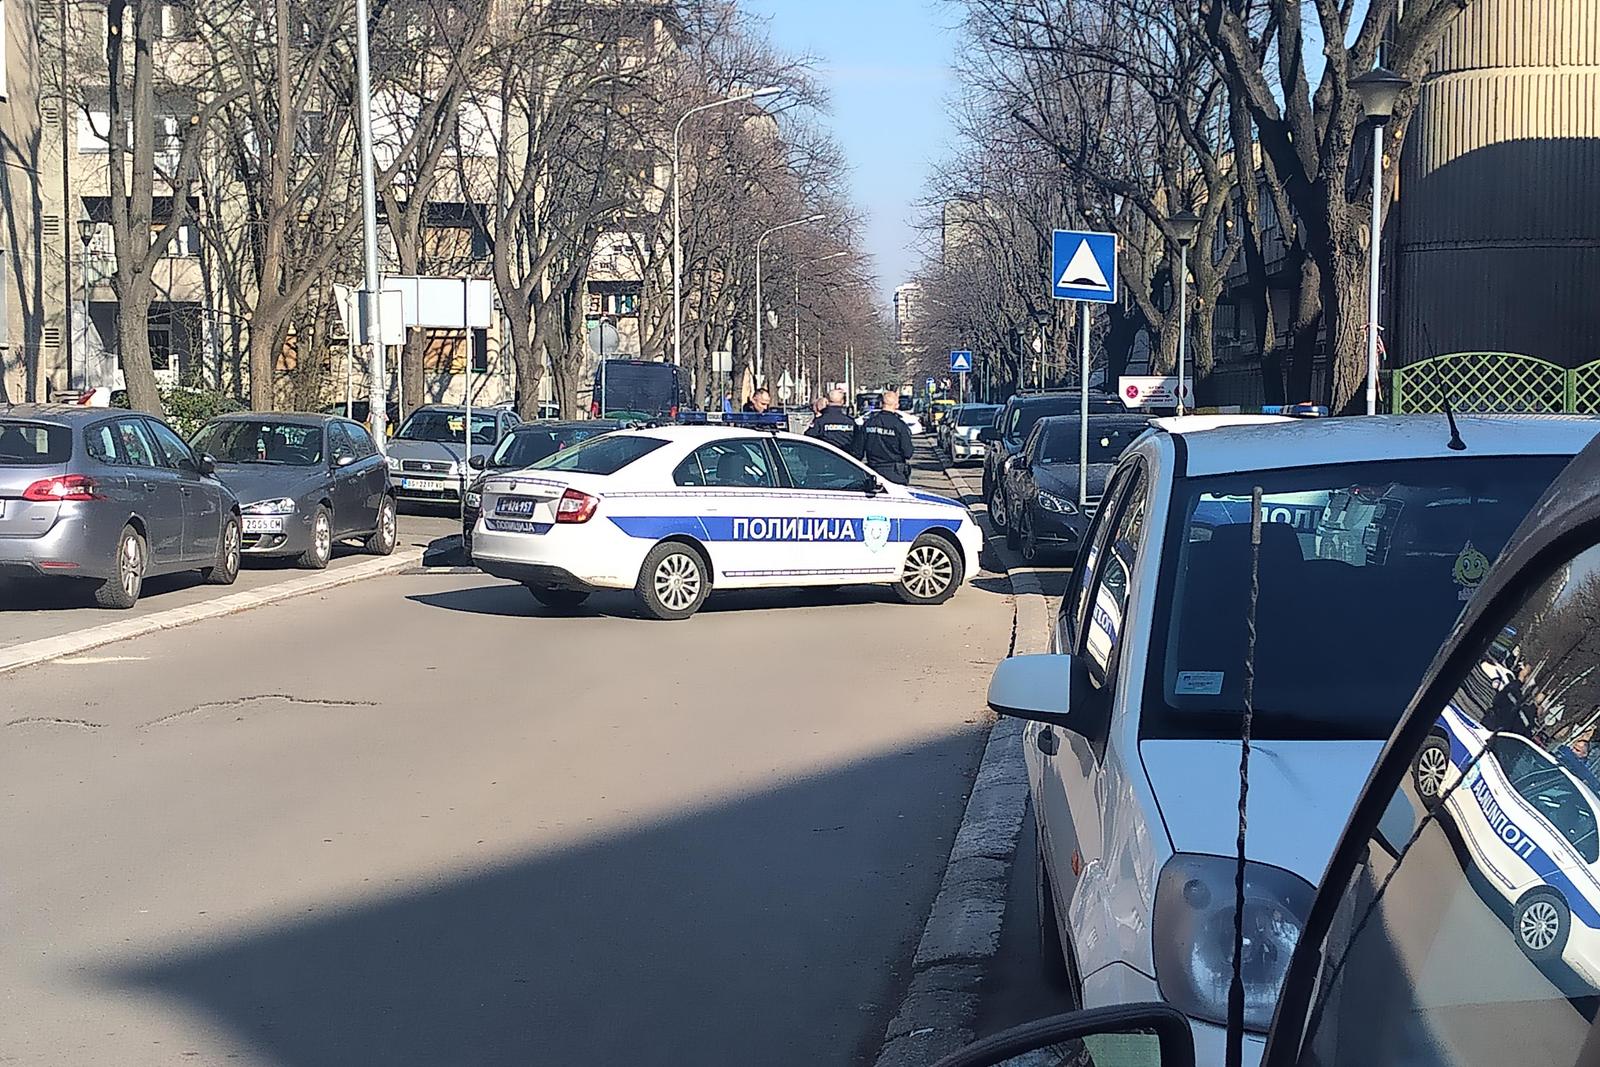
[
  {"x1": 874, "y1": 459, "x2": 1051, "y2": 1066},
  {"x1": 0, "y1": 548, "x2": 424, "y2": 676}
]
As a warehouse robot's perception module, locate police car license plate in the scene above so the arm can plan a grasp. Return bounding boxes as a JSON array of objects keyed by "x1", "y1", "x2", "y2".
[
  {"x1": 402, "y1": 478, "x2": 446, "y2": 492},
  {"x1": 242, "y1": 516, "x2": 283, "y2": 534},
  {"x1": 495, "y1": 496, "x2": 540, "y2": 517}
]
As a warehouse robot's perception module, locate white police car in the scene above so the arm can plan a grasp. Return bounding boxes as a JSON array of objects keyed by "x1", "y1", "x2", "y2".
[
  {"x1": 982, "y1": 413, "x2": 1600, "y2": 1066},
  {"x1": 468, "y1": 423, "x2": 981, "y2": 619},
  {"x1": 1419, "y1": 699, "x2": 1600, "y2": 984}
]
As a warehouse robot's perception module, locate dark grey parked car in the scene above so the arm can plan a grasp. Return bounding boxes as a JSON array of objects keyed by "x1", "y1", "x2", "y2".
[
  {"x1": 387, "y1": 405, "x2": 521, "y2": 506},
  {"x1": 0, "y1": 404, "x2": 242, "y2": 608},
  {"x1": 192, "y1": 413, "x2": 397, "y2": 569}
]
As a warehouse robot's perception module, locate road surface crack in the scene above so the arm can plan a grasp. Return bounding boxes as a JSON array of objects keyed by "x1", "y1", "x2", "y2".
[
  {"x1": 5, "y1": 717, "x2": 106, "y2": 730},
  {"x1": 142, "y1": 693, "x2": 378, "y2": 729}
]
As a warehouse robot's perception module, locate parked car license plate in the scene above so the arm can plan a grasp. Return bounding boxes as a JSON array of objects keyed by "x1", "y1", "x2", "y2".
[
  {"x1": 242, "y1": 516, "x2": 284, "y2": 534},
  {"x1": 495, "y1": 496, "x2": 540, "y2": 516},
  {"x1": 402, "y1": 478, "x2": 447, "y2": 492}
]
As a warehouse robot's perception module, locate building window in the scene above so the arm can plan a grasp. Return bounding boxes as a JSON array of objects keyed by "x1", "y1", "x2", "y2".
[{"x1": 147, "y1": 326, "x2": 172, "y2": 371}]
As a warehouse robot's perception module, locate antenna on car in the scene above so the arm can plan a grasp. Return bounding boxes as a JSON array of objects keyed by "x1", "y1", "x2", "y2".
[
  {"x1": 1422, "y1": 324, "x2": 1467, "y2": 451},
  {"x1": 1224, "y1": 486, "x2": 1263, "y2": 1067}
]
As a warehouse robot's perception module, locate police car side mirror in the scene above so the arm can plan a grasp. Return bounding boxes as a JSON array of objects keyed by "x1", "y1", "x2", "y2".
[
  {"x1": 932, "y1": 1003, "x2": 1193, "y2": 1067},
  {"x1": 987, "y1": 653, "x2": 1091, "y2": 731},
  {"x1": 858, "y1": 476, "x2": 886, "y2": 496}
]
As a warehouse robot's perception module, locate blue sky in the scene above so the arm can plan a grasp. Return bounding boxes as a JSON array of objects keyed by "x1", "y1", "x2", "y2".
[{"x1": 741, "y1": 0, "x2": 959, "y2": 306}]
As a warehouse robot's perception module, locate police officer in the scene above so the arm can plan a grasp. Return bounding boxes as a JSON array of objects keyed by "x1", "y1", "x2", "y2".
[
  {"x1": 854, "y1": 388, "x2": 915, "y2": 484},
  {"x1": 806, "y1": 388, "x2": 857, "y2": 452}
]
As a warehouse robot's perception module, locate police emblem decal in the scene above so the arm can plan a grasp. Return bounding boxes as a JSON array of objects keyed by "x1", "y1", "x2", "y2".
[{"x1": 863, "y1": 515, "x2": 891, "y2": 552}]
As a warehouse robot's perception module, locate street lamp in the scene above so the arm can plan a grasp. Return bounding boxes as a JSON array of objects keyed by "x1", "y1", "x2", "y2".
[
  {"x1": 1030, "y1": 307, "x2": 1050, "y2": 390},
  {"x1": 672, "y1": 85, "x2": 782, "y2": 373},
  {"x1": 77, "y1": 218, "x2": 95, "y2": 389},
  {"x1": 1352, "y1": 66, "x2": 1410, "y2": 416},
  {"x1": 1168, "y1": 208, "x2": 1201, "y2": 415},
  {"x1": 754, "y1": 213, "x2": 823, "y2": 385}
]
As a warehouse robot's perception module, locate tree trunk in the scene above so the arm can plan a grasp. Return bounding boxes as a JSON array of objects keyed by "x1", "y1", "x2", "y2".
[
  {"x1": 506, "y1": 298, "x2": 542, "y2": 421},
  {"x1": 1286, "y1": 251, "x2": 1321, "y2": 403},
  {"x1": 1193, "y1": 300, "x2": 1217, "y2": 391},
  {"x1": 1324, "y1": 239, "x2": 1368, "y2": 415},
  {"x1": 119, "y1": 286, "x2": 163, "y2": 413}
]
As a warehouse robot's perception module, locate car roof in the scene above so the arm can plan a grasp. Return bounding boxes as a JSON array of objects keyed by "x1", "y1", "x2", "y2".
[
  {"x1": 211, "y1": 411, "x2": 337, "y2": 426},
  {"x1": 1155, "y1": 413, "x2": 1600, "y2": 477},
  {"x1": 512, "y1": 420, "x2": 619, "y2": 432},
  {"x1": 0, "y1": 403, "x2": 113, "y2": 424}
]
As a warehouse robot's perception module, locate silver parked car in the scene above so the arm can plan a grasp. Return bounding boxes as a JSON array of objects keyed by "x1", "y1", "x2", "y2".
[
  {"x1": 386, "y1": 405, "x2": 521, "y2": 506},
  {"x1": 192, "y1": 413, "x2": 397, "y2": 568},
  {"x1": 0, "y1": 404, "x2": 242, "y2": 608}
]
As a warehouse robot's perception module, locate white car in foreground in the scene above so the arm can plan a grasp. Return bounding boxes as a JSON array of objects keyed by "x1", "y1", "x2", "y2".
[
  {"x1": 470, "y1": 425, "x2": 981, "y2": 619},
  {"x1": 983, "y1": 413, "x2": 1600, "y2": 1065}
]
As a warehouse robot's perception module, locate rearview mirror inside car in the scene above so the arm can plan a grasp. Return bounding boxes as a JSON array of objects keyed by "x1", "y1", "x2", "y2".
[
  {"x1": 987, "y1": 653, "x2": 1090, "y2": 729},
  {"x1": 468, "y1": 454, "x2": 487, "y2": 470},
  {"x1": 932, "y1": 1003, "x2": 1194, "y2": 1067}
]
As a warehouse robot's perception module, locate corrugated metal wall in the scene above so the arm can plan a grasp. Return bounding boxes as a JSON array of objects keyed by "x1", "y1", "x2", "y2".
[{"x1": 1394, "y1": 0, "x2": 1600, "y2": 368}]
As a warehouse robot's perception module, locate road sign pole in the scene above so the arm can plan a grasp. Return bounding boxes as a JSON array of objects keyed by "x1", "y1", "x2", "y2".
[{"x1": 1079, "y1": 302, "x2": 1090, "y2": 510}]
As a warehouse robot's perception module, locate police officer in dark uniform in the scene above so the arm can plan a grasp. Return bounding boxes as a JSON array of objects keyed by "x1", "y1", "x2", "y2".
[
  {"x1": 806, "y1": 388, "x2": 858, "y2": 452},
  {"x1": 853, "y1": 389, "x2": 915, "y2": 484}
]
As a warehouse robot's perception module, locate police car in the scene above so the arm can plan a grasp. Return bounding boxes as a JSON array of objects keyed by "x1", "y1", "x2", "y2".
[
  {"x1": 981, "y1": 413, "x2": 1600, "y2": 1066},
  {"x1": 1420, "y1": 699, "x2": 1600, "y2": 982},
  {"x1": 468, "y1": 420, "x2": 982, "y2": 619}
]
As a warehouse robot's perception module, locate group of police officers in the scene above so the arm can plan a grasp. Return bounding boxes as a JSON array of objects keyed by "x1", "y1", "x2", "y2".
[{"x1": 804, "y1": 388, "x2": 917, "y2": 485}]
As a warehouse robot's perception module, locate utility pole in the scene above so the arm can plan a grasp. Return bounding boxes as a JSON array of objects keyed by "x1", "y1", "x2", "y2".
[{"x1": 354, "y1": 0, "x2": 386, "y2": 447}]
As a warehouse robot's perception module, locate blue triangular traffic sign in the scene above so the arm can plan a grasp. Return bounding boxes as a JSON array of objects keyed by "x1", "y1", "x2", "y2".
[
  {"x1": 950, "y1": 349, "x2": 973, "y2": 372},
  {"x1": 1051, "y1": 230, "x2": 1118, "y2": 303}
]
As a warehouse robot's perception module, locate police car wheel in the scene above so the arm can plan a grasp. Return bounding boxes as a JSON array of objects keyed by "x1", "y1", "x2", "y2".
[
  {"x1": 1412, "y1": 734, "x2": 1452, "y2": 807},
  {"x1": 895, "y1": 534, "x2": 963, "y2": 605},
  {"x1": 526, "y1": 584, "x2": 590, "y2": 611},
  {"x1": 637, "y1": 542, "x2": 710, "y2": 620},
  {"x1": 1514, "y1": 890, "x2": 1569, "y2": 961}
]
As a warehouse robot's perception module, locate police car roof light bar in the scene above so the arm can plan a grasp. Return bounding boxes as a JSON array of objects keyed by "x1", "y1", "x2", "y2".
[{"x1": 1260, "y1": 404, "x2": 1328, "y2": 418}]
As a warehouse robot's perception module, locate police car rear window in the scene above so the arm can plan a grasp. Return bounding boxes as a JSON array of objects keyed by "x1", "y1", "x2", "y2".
[{"x1": 529, "y1": 435, "x2": 666, "y2": 475}]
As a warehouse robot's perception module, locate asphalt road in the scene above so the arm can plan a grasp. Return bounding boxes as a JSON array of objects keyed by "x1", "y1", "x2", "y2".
[
  {"x1": 0, "y1": 453, "x2": 1012, "y2": 1066},
  {"x1": 0, "y1": 509, "x2": 459, "y2": 649}
]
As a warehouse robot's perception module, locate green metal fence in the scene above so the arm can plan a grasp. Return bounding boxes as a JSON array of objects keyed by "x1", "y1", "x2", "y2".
[{"x1": 1390, "y1": 352, "x2": 1600, "y2": 414}]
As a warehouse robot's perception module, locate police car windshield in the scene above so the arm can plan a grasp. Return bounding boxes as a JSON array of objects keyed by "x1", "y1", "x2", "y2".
[
  {"x1": 528, "y1": 434, "x2": 666, "y2": 475},
  {"x1": 1145, "y1": 454, "x2": 1571, "y2": 740}
]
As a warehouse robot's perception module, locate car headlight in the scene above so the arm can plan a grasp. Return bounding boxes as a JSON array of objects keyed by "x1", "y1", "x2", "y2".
[
  {"x1": 464, "y1": 491, "x2": 481, "y2": 508},
  {"x1": 386, "y1": 456, "x2": 402, "y2": 473},
  {"x1": 1153, "y1": 854, "x2": 1315, "y2": 1032},
  {"x1": 1037, "y1": 490, "x2": 1078, "y2": 515},
  {"x1": 242, "y1": 497, "x2": 297, "y2": 516}
]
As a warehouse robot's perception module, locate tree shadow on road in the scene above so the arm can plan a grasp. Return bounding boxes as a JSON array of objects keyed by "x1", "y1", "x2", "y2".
[{"x1": 95, "y1": 731, "x2": 990, "y2": 1067}]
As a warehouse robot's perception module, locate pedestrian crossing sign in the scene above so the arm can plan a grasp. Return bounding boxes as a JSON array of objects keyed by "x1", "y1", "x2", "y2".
[
  {"x1": 1051, "y1": 230, "x2": 1118, "y2": 304},
  {"x1": 950, "y1": 349, "x2": 973, "y2": 373}
]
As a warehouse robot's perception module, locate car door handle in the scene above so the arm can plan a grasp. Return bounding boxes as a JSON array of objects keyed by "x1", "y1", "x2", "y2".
[
  {"x1": 142, "y1": 481, "x2": 159, "y2": 493},
  {"x1": 1037, "y1": 727, "x2": 1059, "y2": 757},
  {"x1": 179, "y1": 486, "x2": 193, "y2": 496}
]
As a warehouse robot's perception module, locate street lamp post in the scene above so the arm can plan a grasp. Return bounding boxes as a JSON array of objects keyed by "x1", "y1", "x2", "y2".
[
  {"x1": 352, "y1": 0, "x2": 387, "y2": 447},
  {"x1": 76, "y1": 218, "x2": 94, "y2": 390},
  {"x1": 1030, "y1": 307, "x2": 1050, "y2": 389},
  {"x1": 1168, "y1": 209, "x2": 1201, "y2": 415},
  {"x1": 754, "y1": 213, "x2": 823, "y2": 386},
  {"x1": 1352, "y1": 67, "x2": 1410, "y2": 416},
  {"x1": 672, "y1": 86, "x2": 782, "y2": 374}
]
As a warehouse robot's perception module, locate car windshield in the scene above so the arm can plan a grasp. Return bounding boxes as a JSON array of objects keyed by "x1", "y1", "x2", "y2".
[
  {"x1": 192, "y1": 421, "x2": 323, "y2": 466},
  {"x1": 529, "y1": 434, "x2": 666, "y2": 475},
  {"x1": 956, "y1": 406, "x2": 999, "y2": 426},
  {"x1": 492, "y1": 426, "x2": 612, "y2": 468},
  {"x1": 0, "y1": 421, "x2": 71, "y2": 465},
  {"x1": 1148, "y1": 454, "x2": 1572, "y2": 740},
  {"x1": 1038, "y1": 420, "x2": 1144, "y2": 464},
  {"x1": 396, "y1": 410, "x2": 498, "y2": 444},
  {"x1": 1009, "y1": 399, "x2": 1077, "y2": 440}
]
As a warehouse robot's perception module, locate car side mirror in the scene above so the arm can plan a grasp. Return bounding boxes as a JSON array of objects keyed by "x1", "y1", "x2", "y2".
[
  {"x1": 335, "y1": 454, "x2": 356, "y2": 468},
  {"x1": 987, "y1": 653, "x2": 1091, "y2": 730},
  {"x1": 468, "y1": 454, "x2": 487, "y2": 470},
  {"x1": 196, "y1": 453, "x2": 217, "y2": 476},
  {"x1": 978, "y1": 427, "x2": 999, "y2": 443},
  {"x1": 859, "y1": 476, "x2": 886, "y2": 496},
  {"x1": 932, "y1": 1003, "x2": 1194, "y2": 1067}
]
